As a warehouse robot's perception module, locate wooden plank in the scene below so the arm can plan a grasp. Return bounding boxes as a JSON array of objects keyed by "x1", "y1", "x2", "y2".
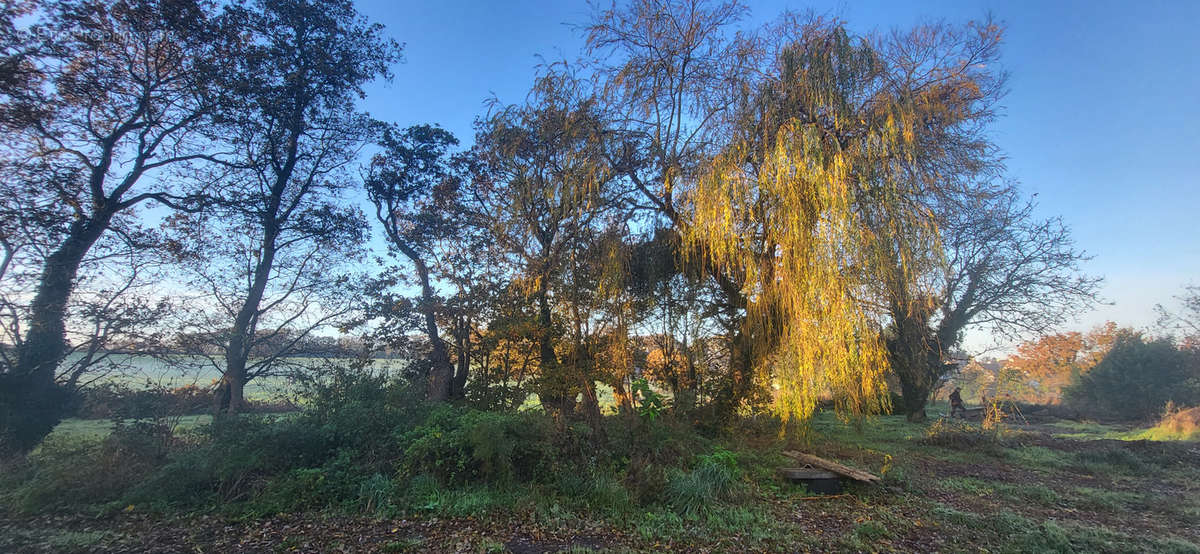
[
  {"x1": 782, "y1": 451, "x2": 882, "y2": 484},
  {"x1": 778, "y1": 468, "x2": 839, "y2": 480}
]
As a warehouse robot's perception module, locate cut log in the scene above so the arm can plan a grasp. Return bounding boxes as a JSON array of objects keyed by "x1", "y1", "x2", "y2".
[{"x1": 781, "y1": 451, "x2": 882, "y2": 484}]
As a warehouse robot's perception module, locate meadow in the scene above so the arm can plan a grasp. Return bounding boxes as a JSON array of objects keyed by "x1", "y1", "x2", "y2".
[{"x1": 2, "y1": 400, "x2": 1196, "y2": 553}]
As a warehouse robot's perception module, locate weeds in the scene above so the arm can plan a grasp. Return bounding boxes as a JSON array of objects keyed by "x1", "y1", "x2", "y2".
[
  {"x1": 921, "y1": 418, "x2": 1003, "y2": 454},
  {"x1": 1074, "y1": 444, "x2": 1150, "y2": 475},
  {"x1": 4, "y1": 385, "x2": 1198, "y2": 553},
  {"x1": 664, "y1": 447, "x2": 741, "y2": 518}
]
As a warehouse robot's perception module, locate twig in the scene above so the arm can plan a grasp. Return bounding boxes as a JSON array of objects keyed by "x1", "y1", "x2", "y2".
[{"x1": 798, "y1": 494, "x2": 853, "y2": 501}]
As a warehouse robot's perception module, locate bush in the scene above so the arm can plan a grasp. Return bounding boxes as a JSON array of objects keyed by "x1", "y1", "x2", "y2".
[
  {"x1": 246, "y1": 449, "x2": 374, "y2": 515},
  {"x1": 73, "y1": 383, "x2": 209, "y2": 420},
  {"x1": 8, "y1": 421, "x2": 172, "y2": 512},
  {"x1": 121, "y1": 414, "x2": 332, "y2": 508},
  {"x1": 123, "y1": 370, "x2": 542, "y2": 512},
  {"x1": 5, "y1": 358, "x2": 753, "y2": 520},
  {"x1": 1063, "y1": 331, "x2": 1200, "y2": 421},
  {"x1": 296, "y1": 362, "x2": 426, "y2": 461},
  {"x1": 398, "y1": 406, "x2": 556, "y2": 485},
  {"x1": 1142, "y1": 404, "x2": 1200, "y2": 441},
  {"x1": 921, "y1": 418, "x2": 1003, "y2": 454},
  {"x1": 73, "y1": 383, "x2": 295, "y2": 421},
  {"x1": 664, "y1": 447, "x2": 741, "y2": 518}
]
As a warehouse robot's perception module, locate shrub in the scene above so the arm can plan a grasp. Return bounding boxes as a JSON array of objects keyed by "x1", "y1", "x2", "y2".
[
  {"x1": 398, "y1": 406, "x2": 556, "y2": 485},
  {"x1": 122, "y1": 414, "x2": 336, "y2": 508},
  {"x1": 246, "y1": 450, "x2": 371, "y2": 515},
  {"x1": 631, "y1": 378, "x2": 666, "y2": 421},
  {"x1": 124, "y1": 372, "x2": 551, "y2": 511},
  {"x1": 664, "y1": 447, "x2": 741, "y2": 518},
  {"x1": 1142, "y1": 404, "x2": 1200, "y2": 441},
  {"x1": 9, "y1": 421, "x2": 172, "y2": 512},
  {"x1": 1063, "y1": 331, "x2": 1200, "y2": 421},
  {"x1": 297, "y1": 362, "x2": 426, "y2": 459},
  {"x1": 921, "y1": 418, "x2": 1002, "y2": 454},
  {"x1": 72, "y1": 383, "x2": 294, "y2": 421}
]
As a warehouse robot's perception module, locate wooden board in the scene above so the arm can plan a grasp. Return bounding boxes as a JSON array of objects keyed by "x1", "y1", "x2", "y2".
[
  {"x1": 778, "y1": 468, "x2": 844, "y2": 494},
  {"x1": 778, "y1": 468, "x2": 839, "y2": 480},
  {"x1": 782, "y1": 451, "x2": 882, "y2": 484}
]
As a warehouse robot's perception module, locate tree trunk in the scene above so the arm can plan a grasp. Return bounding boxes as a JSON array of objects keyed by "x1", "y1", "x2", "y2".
[
  {"x1": 395, "y1": 243, "x2": 453, "y2": 402},
  {"x1": 535, "y1": 285, "x2": 570, "y2": 417},
  {"x1": 422, "y1": 308, "x2": 453, "y2": 402},
  {"x1": 612, "y1": 377, "x2": 633, "y2": 415},
  {"x1": 707, "y1": 272, "x2": 752, "y2": 419},
  {"x1": 2, "y1": 213, "x2": 111, "y2": 453},
  {"x1": 712, "y1": 328, "x2": 754, "y2": 419},
  {"x1": 215, "y1": 363, "x2": 247, "y2": 415},
  {"x1": 887, "y1": 304, "x2": 942, "y2": 423},
  {"x1": 579, "y1": 374, "x2": 605, "y2": 438},
  {"x1": 898, "y1": 374, "x2": 931, "y2": 423},
  {"x1": 450, "y1": 315, "x2": 470, "y2": 399},
  {"x1": 219, "y1": 218, "x2": 281, "y2": 414},
  {"x1": 218, "y1": 118, "x2": 310, "y2": 415},
  {"x1": 679, "y1": 341, "x2": 698, "y2": 412}
]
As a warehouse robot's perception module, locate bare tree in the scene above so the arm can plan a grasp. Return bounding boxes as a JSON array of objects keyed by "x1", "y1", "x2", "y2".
[
  {"x1": 1156, "y1": 285, "x2": 1200, "y2": 346},
  {"x1": 586, "y1": 0, "x2": 757, "y2": 224},
  {"x1": 166, "y1": 205, "x2": 366, "y2": 413},
  {"x1": 0, "y1": 219, "x2": 176, "y2": 391},
  {"x1": 885, "y1": 188, "x2": 1102, "y2": 421},
  {"x1": 0, "y1": 0, "x2": 45, "y2": 130},
  {"x1": 586, "y1": 0, "x2": 765, "y2": 416}
]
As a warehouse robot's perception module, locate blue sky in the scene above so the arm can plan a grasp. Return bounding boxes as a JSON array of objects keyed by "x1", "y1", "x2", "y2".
[{"x1": 355, "y1": 0, "x2": 1200, "y2": 351}]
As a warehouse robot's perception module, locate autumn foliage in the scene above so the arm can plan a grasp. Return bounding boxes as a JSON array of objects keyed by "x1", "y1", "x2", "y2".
[{"x1": 1003, "y1": 322, "x2": 1116, "y2": 403}]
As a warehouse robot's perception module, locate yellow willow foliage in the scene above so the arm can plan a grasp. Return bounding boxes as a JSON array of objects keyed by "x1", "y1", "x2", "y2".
[
  {"x1": 683, "y1": 117, "x2": 929, "y2": 422},
  {"x1": 599, "y1": 237, "x2": 636, "y2": 376}
]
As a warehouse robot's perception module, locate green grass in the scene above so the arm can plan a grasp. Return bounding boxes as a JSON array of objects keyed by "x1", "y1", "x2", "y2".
[
  {"x1": 1071, "y1": 486, "x2": 1145, "y2": 512},
  {"x1": 518, "y1": 382, "x2": 629, "y2": 413},
  {"x1": 46, "y1": 415, "x2": 213, "y2": 442},
  {"x1": 1048, "y1": 419, "x2": 1200, "y2": 442},
  {"x1": 1128, "y1": 426, "x2": 1200, "y2": 441},
  {"x1": 1005, "y1": 445, "x2": 1072, "y2": 468},
  {"x1": 5, "y1": 407, "x2": 1198, "y2": 553}
]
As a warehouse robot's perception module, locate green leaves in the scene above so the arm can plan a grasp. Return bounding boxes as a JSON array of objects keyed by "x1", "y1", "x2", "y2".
[{"x1": 632, "y1": 378, "x2": 665, "y2": 421}]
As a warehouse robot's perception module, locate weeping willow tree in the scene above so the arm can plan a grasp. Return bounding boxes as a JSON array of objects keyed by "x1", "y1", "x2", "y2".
[
  {"x1": 681, "y1": 20, "x2": 946, "y2": 422},
  {"x1": 470, "y1": 69, "x2": 620, "y2": 428},
  {"x1": 588, "y1": 2, "x2": 1022, "y2": 423}
]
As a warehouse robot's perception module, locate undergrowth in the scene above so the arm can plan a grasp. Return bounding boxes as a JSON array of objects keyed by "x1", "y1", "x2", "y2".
[
  {"x1": 0, "y1": 368, "x2": 752, "y2": 527},
  {"x1": 2, "y1": 371, "x2": 1197, "y2": 553}
]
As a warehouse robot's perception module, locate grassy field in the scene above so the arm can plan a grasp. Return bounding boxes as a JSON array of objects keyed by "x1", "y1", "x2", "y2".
[
  {"x1": 46, "y1": 415, "x2": 214, "y2": 442},
  {"x1": 3, "y1": 409, "x2": 1197, "y2": 553},
  {"x1": 59, "y1": 354, "x2": 411, "y2": 402}
]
